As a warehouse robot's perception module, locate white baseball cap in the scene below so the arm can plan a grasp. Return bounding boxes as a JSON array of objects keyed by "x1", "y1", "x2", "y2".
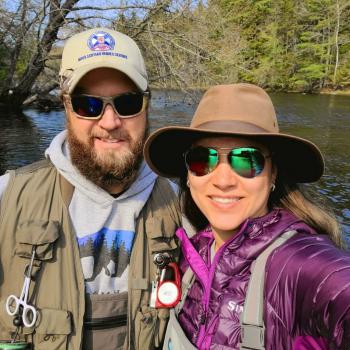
[{"x1": 59, "y1": 28, "x2": 148, "y2": 93}]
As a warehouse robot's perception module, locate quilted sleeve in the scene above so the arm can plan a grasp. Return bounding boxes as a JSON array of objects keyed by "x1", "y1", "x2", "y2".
[{"x1": 265, "y1": 233, "x2": 350, "y2": 350}]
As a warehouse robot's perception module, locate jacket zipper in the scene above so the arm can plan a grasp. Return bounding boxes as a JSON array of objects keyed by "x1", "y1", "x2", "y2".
[{"x1": 196, "y1": 221, "x2": 249, "y2": 349}]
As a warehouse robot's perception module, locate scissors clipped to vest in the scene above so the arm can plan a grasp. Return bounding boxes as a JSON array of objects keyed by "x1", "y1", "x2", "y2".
[{"x1": 6, "y1": 246, "x2": 38, "y2": 328}]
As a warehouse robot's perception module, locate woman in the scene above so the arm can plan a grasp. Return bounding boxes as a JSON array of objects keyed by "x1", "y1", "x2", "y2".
[{"x1": 144, "y1": 84, "x2": 350, "y2": 349}]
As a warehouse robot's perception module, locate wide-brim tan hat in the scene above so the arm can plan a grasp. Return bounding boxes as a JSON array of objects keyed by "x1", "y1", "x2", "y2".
[
  {"x1": 144, "y1": 83, "x2": 324, "y2": 183},
  {"x1": 59, "y1": 28, "x2": 148, "y2": 93}
]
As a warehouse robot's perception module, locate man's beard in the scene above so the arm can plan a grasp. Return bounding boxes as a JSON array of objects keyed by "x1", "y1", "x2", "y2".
[{"x1": 67, "y1": 122, "x2": 148, "y2": 190}]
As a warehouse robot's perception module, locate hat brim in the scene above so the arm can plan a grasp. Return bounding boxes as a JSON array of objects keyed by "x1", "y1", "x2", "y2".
[
  {"x1": 65, "y1": 61, "x2": 148, "y2": 93},
  {"x1": 144, "y1": 124, "x2": 325, "y2": 183}
]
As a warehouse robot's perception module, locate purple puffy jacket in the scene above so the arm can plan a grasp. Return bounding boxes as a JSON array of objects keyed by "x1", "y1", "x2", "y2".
[{"x1": 176, "y1": 209, "x2": 350, "y2": 349}]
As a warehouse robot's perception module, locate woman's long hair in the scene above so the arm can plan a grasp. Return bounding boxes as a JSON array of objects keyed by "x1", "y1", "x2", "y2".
[
  {"x1": 269, "y1": 172, "x2": 343, "y2": 247},
  {"x1": 180, "y1": 175, "x2": 208, "y2": 232},
  {"x1": 180, "y1": 165, "x2": 343, "y2": 248}
]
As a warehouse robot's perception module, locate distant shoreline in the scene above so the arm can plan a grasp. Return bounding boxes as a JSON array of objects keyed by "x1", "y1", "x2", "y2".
[
  {"x1": 31, "y1": 88, "x2": 350, "y2": 110},
  {"x1": 1, "y1": 88, "x2": 349, "y2": 112},
  {"x1": 319, "y1": 88, "x2": 350, "y2": 96}
]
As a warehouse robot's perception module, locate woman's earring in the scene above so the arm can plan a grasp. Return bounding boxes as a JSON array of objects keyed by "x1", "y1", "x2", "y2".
[
  {"x1": 271, "y1": 183, "x2": 276, "y2": 192},
  {"x1": 186, "y1": 179, "x2": 190, "y2": 187}
]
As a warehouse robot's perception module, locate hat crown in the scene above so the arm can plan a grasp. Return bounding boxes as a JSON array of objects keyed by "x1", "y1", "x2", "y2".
[
  {"x1": 191, "y1": 84, "x2": 279, "y2": 133},
  {"x1": 59, "y1": 28, "x2": 148, "y2": 92}
]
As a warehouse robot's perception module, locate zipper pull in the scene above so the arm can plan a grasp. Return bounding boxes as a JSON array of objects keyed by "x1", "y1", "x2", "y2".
[{"x1": 199, "y1": 310, "x2": 206, "y2": 325}]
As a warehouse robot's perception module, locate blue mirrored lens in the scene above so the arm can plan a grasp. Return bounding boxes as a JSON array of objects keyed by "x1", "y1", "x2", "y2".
[{"x1": 71, "y1": 96, "x2": 103, "y2": 117}]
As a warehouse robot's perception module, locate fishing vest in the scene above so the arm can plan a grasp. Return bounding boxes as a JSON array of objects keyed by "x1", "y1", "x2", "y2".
[{"x1": 0, "y1": 159, "x2": 181, "y2": 350}]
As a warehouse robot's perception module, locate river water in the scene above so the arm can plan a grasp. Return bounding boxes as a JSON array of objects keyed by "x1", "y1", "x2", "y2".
[{"x1": 0, "y1": 90, "x2": 349, "y2": 237}]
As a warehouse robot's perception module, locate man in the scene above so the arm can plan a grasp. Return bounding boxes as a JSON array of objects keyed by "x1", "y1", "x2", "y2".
[{"x1": 0, "y1": 28, "x2": 181, "y2": 350}]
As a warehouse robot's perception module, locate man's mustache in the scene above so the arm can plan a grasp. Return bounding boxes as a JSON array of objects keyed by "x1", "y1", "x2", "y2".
[{"x1": 89, "y1": 130, "x2": 131, "y2": 141}]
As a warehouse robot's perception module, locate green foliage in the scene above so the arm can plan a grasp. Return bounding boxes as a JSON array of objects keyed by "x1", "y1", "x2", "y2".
[
  {"x1": 336, "y1": 50, "x2": 350, "y2": 87},
  {"x1": 15, "y1": 47, "x2": 33, "y2": 77},
  {"x1": 1, "y1": 0, "x2": 350, "y2": 97},
  {"x1": 0, "y1": 43, "x2": 10, "y2": 89},
  {"x1": 200, "y1": 0, "x2": 350, "y2": 92}
]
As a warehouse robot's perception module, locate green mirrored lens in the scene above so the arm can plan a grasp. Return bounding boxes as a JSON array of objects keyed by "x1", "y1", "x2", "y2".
[
  {"x1": 207, "y1": 148, "x2": 218, "y2": 172},
  {"x1": 230, "y1": 147, "x2": 265, "y2": 178}
]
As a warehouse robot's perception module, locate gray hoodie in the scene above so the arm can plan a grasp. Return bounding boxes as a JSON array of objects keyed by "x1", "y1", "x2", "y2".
[{"x1": 0, "y1": 130, "x2": 158, "y2": 295}]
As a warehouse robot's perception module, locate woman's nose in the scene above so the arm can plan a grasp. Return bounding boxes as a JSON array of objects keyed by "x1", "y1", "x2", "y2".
[{"x1": 211, "y1": 162, "x2": 238, "y2": 190}]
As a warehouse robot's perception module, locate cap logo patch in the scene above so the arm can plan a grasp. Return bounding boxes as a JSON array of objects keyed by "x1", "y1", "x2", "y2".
[{"x1": 88, "y1": 31, "x2": 115, "y2": 51}]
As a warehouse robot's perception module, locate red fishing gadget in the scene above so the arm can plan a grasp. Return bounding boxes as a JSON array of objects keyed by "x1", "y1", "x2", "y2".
[
  {"x1": 150, "y1": 253, "x2": 181, "y2": 308},
  {"x1": 156, "y1": 262, "x2": 181, "y2": 308}
]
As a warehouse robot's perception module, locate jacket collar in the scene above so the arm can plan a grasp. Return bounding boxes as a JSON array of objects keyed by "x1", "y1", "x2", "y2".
[{"x1": 178, "y1": 208, "x2": 316, "y2": 261}]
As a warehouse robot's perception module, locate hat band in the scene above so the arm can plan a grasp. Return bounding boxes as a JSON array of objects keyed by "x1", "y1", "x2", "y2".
[{"x1": 193, "y1": 120, "x2": 275, "y2": 134}]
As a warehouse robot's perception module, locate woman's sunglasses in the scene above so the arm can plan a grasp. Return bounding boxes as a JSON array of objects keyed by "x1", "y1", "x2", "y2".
[
  {"x1": 65, "y1": 91, "x2": 149, "y2": 119},
  {"x1": 184, "y1": 146, "x2": 270, "y2": 178}
]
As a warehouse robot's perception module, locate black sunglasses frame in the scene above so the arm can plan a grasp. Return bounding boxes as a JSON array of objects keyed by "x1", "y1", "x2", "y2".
[{"x1": 64, "y1": 91, "x2": 150, "y2": 120}]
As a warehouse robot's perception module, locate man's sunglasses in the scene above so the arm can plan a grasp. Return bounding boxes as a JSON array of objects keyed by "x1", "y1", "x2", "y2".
[
  {"x1": 65, "y1": 91, "x2": 149, "y2": 119},
  {"x1": 184, "y1": 146, "x2": 270, "y2": 178}
]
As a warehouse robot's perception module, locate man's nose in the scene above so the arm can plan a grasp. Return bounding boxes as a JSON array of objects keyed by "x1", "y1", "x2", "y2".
[{"x1": 97, "y1": 103, "x2": 122, "y2": 130}]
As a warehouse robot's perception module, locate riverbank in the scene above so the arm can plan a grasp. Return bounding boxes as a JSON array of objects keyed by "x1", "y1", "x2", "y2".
[
  {"x1": 320, "y1": 88, "x2": 350, "y2": 95},
  {"x1": 2, "y1": 87, "x2": 348, "y2": 112}
]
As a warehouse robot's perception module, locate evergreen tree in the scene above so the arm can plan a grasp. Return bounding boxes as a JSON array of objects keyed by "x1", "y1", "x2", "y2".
[
  {"x1": 291, "y1": 0, "x2": 332, "y2": 91},
  {"x1": 116, "y1": 241, "x2": 129, "y2": 277},
  {"x1": 110, "y1": 240, "x2": 119, "y2": 278},
  {"x1": 79, "y1": 237, "x2": 95, "y2": 258}
]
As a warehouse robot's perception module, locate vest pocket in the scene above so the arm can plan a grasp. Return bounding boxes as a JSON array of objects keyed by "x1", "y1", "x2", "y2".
[
  {"x1": 145, "y1": 216, "x2": 179, "y2": 254},
  {"x1": 134, "y1": 306, "x2": 157, "y2": 350},
  {"x1": 15, "y1": 220, "x2": 60, "y2": 261},
  {"x1": 134, "y1": 307, "x2": 171, "y2": 349},
  {"x1": 155, "y1": 308, "x2": 170, "y2": 348},
  {"x1": 0, "y1": 306, "x2": 72, "y2": 349},
  {"x1": 33, "y1": 308, "x2": 71, "y2": 350},
  {"x1": 83, "y1": 293, "x2": 128, "y2": 350}
]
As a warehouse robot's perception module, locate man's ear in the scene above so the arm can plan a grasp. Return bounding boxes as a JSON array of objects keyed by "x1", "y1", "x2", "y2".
[{"x1": 61, "y1": 95, "x2": 70, "y2": 114}]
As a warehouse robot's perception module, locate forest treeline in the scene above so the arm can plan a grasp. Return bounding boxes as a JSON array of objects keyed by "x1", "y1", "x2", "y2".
[{"x1": 0, "y1": 0, "x2": 349, "y2": 108}]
